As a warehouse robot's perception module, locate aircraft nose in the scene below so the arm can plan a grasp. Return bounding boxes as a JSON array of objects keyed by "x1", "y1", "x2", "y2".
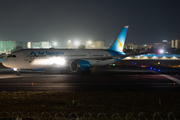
[{"x1": 2, "y1": 59, "x2": 9, "y2": 67}]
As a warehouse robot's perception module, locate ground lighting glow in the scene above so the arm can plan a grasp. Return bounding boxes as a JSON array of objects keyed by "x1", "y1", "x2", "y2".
[
  {"x1": 159, "y1": 49, "x2": 164, "y2": 54},
  {"x1": 32, "y1": 57, "x2": 66, "y2": 66}
]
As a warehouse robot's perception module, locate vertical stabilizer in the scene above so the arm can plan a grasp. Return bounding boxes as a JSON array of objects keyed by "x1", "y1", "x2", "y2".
[{"x1": 109, "y1": 26, "x2": 129, "y2": 52}]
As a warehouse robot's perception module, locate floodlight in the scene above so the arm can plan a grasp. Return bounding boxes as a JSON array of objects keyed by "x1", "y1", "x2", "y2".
[
  {"x1": 159, "y1": 49, "x2": 164, "y2": 54},
  {"x1": 75, "y1": 41, "x2": 79, "y2": 46},
  {"x1": 88, "y1": 41, "x2": 92, "y2": 44},
  {"x1": 53, "y1": 42, "x2": 57, "y2": 46}
]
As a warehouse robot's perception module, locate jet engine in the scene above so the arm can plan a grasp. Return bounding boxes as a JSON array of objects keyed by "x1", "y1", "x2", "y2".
[{"x1": 69, "y1": 60, "x2": 91, "y2": 73}]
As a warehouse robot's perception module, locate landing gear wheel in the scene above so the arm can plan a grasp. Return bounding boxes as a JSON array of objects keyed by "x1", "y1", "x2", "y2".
[{"x1": 16, "y1": 71, "x2": 21, "y2": 76}]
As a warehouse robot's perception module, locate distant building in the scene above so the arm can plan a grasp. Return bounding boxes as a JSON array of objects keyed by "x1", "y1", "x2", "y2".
[
  {"x1": 42, "y1": 41, "x2": 50, "y2": 48},
  {"x1": 28, "y1": 41, "x2": 60, "y2": 49},
  {"x1": 67, "y1": 40, "x2": 73, "y2": 49},
  {"x1": 16, "y1": 41, "x2": 27, "y2": 49},
  {"x1": 31, "y1": 42, "x2": 42, "y2": 49},
  {"x1": 86, "y1": 41, "x2": 104, "y2": 49},
  {"x1": 162, "y1": 40, "x2": 170, "y2": 48},
  {"x1": 171, "y1": 40, "x2": 174, "y2": 48},
  {"x1": 171, "y1": 39, "x2": 180, "y2": 48},
  {"x1": 27, "y1": 42, "x2": 31, "y2": 49},
  {"x1": 95, "y1": 41, "x2": 104, "y2": 49},
  {"x1": 153, "y1": 43, "x2": 164, "y2": 48},
  {"x1": 0, "y1": 41, "x2": 27, "y2": 53},
  {"x1": 125, "y1": 43, "x2": 138, "y2": 49},
  {"x1": 50, "y1": 41, "x2": 61, "y2": 48}
]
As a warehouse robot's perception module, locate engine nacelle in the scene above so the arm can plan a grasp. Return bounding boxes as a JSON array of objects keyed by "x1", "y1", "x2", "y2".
[{"x1": 70, "y1": 60, "x2": 91, "y2": 73}]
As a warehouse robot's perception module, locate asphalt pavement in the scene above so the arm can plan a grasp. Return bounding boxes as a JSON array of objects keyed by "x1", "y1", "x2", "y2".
[{"x1": 0, "y1": 63, "x2": 180, "y2": 91}]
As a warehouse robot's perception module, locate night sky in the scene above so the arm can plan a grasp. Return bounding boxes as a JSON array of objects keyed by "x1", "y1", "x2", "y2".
[{"x1": 0, "y1": 0, "x2": 180, "y2": 47}]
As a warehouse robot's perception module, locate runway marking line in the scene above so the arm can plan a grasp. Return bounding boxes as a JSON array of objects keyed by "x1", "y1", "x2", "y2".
[
  {"x1": 161, "y1": 74, "x2": 180, "y2": 84},
  {"x1": 0, "y1": 76, "x2": 23, "y2": 79}
]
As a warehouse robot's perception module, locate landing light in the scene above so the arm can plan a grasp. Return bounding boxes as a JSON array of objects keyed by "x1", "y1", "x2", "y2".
[
  {"x1": 50, "y1": 57, "x2": 66, "y2": 65},
  {"x1": 13, "y1": 68, "x2": 17, "y2": 71}
]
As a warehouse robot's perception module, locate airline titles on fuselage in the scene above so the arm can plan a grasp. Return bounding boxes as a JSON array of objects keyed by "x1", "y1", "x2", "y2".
[{"x1": 30, "y1": 51, "x2": 64, "y2": 57}]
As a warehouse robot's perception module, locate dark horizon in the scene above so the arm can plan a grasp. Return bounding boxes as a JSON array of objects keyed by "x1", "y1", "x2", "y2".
[{"x1": 0, "y1": 0, "x2": 180, "y2": 47}]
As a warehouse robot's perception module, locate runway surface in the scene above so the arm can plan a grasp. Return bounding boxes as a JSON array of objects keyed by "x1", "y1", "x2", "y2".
[{"x1": 0, "y1": 64, "x2": 180, "y2": 91}]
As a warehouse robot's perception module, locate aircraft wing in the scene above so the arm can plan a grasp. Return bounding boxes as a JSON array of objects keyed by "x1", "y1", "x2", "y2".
[
  {"x1": 113, "y1": 53, "x2": 145, "y2": 59},
  {"x1": 84, "y1": 53, "x2": 145, "y2": 60}
]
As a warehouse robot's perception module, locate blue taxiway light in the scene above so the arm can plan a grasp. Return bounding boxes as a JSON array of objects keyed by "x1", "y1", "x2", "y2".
[
  {"x1": 150, "y1": 67, "x2": 152, "y2": 70},
  {"x1": 135, "y1": 63, "x2": 137, "y2": 65},
  {"x1": 154, "y1": 68, "x2": 156, "y2": 70},
  {"x1": 158, "y1": 69, "x2": 160, "y2": 72}
]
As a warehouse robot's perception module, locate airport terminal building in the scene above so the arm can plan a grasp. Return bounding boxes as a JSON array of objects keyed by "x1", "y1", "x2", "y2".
[
  {"x1": 0, "y1": 41, "x2": 27, "y2": 54},
  {"x1": 0, "y1": 41, "x2": 60, "y2": 54}
]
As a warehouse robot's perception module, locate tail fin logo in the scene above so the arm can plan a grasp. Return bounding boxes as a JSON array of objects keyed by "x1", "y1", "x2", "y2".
[
  {"x1": 109, "y1": 26, "x2": 129, "y2": 52},
  {"x1": 117, "y1": 38, "x2": 123, "y2": 52}
]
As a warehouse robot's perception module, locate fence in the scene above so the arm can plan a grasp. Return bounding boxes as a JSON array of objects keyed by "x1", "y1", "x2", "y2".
[{"x1": 0, "y1": 111, "x2": 179, "y2": 120}]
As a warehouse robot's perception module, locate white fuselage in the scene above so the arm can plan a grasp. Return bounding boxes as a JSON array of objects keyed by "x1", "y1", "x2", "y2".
[
  {"x1": 3, "y1": 49, "x2": 117, "y2": 69},
  {"x1": 2, "y1": 26, "x2": 129, "y2": 74}
]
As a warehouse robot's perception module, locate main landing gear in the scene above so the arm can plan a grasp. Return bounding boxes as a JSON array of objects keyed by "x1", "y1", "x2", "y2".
[{"x1": 16, "y1": 69, "x2": 21, "y2": 76}]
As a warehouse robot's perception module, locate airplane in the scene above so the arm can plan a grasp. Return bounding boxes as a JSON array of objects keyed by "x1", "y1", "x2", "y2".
[{"x1": 2, "y1": 26, "x2": 130, "y2": 75}]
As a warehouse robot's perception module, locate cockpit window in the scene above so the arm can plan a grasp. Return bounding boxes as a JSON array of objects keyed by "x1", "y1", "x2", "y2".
[
  {"x1": 7, "y1": 55, "x2": 16, "y2": 58},
  {"x1": 7, "y1": 55, "x2": 12, "y2": 58},
  {"x1": 12, "y1": 55, "x2": 16, "y2": 58}
]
